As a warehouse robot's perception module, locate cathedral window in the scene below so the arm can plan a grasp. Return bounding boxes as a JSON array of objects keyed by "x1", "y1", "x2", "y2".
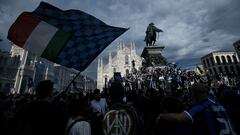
[
  {"x1": 125, "y1": 55, "x2": 129, "y2": 65},
  {"x1": 126, "y1": 69, "x2": 129, "y2": 75}
]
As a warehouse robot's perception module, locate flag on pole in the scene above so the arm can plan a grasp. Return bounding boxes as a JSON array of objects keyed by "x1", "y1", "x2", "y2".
[
  {"x1": 196, "y1": 65, "x2": 205, "y2": 76},
  {"x1": 8, "y1": 2, "x2": 128, "y2": 71}
]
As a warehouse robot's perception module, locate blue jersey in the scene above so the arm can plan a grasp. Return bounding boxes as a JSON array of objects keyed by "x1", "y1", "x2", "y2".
[{"x1": 185, "y1": 98, "x2": 236, "y2": 135}]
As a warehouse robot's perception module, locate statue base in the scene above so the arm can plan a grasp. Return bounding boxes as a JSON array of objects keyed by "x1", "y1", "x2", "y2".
[{"x1": 141, "y1": 45, "x2": 167, "y2": 68}]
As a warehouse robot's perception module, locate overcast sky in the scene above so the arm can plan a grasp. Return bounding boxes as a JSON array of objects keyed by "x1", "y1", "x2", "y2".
[{"x1": 0, "y1": 0, "x2": 240, "y2": 79}]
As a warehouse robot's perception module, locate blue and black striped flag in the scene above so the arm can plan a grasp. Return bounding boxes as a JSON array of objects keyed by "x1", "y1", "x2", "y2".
[{"x1": 8, "y1": 1, "x2": 128, "y2": 72}]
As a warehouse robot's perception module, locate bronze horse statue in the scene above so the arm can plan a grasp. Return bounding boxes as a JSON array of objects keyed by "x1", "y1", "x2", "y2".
[{"x1": 144, "y1": 22, "x2": 163, "y2": 46}]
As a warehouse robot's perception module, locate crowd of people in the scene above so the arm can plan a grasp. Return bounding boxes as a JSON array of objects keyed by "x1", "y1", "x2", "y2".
[{"x1": 0, "y1": 64, "x2": 240, "y2": 135}]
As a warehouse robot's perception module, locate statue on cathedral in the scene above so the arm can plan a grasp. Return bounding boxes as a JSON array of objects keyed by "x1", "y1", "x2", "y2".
[{"x1": 144, "y1": 22, "x2": 163, "y2": 46}]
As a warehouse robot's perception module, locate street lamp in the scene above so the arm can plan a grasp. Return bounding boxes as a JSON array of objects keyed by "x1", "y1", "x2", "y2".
[
  {"x1": 30, "y1": 57, "x2": 48, "y2": 86},
  {"x1": 83, "y1": 75, "x2": 91, "y2": 92},
  {"x1": 30, "y1": 56, "x2": 37, "y2": 83}
]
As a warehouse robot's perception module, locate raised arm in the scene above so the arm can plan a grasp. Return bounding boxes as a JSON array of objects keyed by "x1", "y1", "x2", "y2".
[
  {"x1": 157, "y1": 111, "x2": 193, "y2": 123},
  {"x1": 153, "y1": 26, "x2": 163, "y2": 32}
]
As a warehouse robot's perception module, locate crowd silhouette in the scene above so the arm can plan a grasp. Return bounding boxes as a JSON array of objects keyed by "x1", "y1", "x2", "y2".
[{"x1": 0, "y1": 64, "x2": 240, "y2": 135}]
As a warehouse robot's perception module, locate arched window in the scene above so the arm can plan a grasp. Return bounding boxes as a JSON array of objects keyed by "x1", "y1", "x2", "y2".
[
  {"x1": 221, "y1": 56, "x2": 227, "y2": 64},
  {"x1": 232, "y1": 55, "x2": 238, "y2": 64},
  {"x1": 125, "y1": 55, "x2": 129, "y2": 65},
  {"x1": 203, "y1": 60, "x2": 207, "y2": 68},
  {"x1": 216, "y1": 56, "x2": 221, "y2": 65},
  {"x1": 218, "y1": 66, "x2": 223, "y2": 73},
  {"x1": 224, "y1": 66, "x2": 229, "y2": 75},
  {"x1": 210, "y1": 57, "x2": 214, "y2": 66},
  {"x1": 227, "y1": 55, "x2": 232, "y2": 64},
  {"x1": 230, "y1": 66, "x2": 235, "y2": 74},
  {"x1": 126, "y1": 69, "x2": 129, "y2": 75},
  {"x1": 206, "y1": 59, "x2": 210, "y2": 67}
]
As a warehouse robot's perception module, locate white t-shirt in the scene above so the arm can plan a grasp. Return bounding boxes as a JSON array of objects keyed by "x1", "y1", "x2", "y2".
[
  {"x1": 66, "y1": 118, "x2": 91, "y2": 135},
  {"x1": 159, "y1": 76, "x2": 164, "y2": 81},
  {"x1": 91, "y1": 98, "x2": 108, "y2": 116}
]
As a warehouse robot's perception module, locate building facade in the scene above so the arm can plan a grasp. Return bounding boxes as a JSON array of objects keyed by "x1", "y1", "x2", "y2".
[
  {"x1": 201, "y1": 51, "x2": 240, "y2": 76},
  {"x1": 0, "y1": 50, "x2": 19, "y2": 93},
  {"x1": 53, "y1": 65, "x2": 97, "y2": 92},
  {"x1": 4, "y1": 44, "x2": 96, "y2": 94},
  {"x1": 97, "y1": 42, "x2": 142, "y2": 90},
  {"x1": 10, "y1": 45, "x2": 56, "y2": 93},
  {"x1": 233, "y1": 40, "x2": 240, "y2": 60}
]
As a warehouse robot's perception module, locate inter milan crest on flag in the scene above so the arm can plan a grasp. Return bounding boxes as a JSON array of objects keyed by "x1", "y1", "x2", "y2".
[
  {"x1": 8, "y1": 1, "x2": 128, "y2": 71},
  {"x1": 103, "y1": 109, "x2": 137, "y2": 135}
]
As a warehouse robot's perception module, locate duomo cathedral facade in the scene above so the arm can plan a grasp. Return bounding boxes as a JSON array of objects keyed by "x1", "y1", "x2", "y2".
[{"x1": 97, "y1": 42, "x2": 142, "y2": 90}]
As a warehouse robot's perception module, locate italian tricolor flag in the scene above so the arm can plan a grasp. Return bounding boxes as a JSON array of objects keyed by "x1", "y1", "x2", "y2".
[{"x1": 8, "y1": 12, "x2": 71, "y2": 61}]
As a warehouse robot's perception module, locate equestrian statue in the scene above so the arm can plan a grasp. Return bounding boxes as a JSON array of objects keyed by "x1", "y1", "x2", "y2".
[{"x1": 144, "y1": 22, "x2": 163, "y2": 46}]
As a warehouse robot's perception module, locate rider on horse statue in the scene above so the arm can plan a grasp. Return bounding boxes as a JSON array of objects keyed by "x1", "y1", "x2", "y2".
[{"x1": 144, "y1": 22, "x2": 163, "y2": 46}]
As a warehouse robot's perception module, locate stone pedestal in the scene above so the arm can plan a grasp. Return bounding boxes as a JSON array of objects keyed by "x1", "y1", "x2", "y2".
[{"x1": 141, "y1": 46, "x2": 167, "y2": 67}]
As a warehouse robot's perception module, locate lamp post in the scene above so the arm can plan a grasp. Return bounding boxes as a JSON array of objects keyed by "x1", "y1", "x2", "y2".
[
  {"x1": 30, "y1": 57, "x2": 49, "y2": 88},
  {"x1": 37, "y1": 61, "x2": 48, "y2": 81},
  {"x1": 31, "y1": 56, "x2": 37, "y2": 83},
  {"x1": 83, "y1": 75, "x2": 91, "y2": 92}
]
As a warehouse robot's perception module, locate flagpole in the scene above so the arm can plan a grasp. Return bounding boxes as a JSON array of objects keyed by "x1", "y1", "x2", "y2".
[
  {"x1": 64, "y1": 71, "x2": 81, "y2": 92},
  {"x1": 51, "y1": 71, "x2": 81, "y2": 102}
]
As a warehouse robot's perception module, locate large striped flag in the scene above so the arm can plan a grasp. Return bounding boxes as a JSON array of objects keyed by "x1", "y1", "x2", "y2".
[{"x1": 8, "y1": 2, "x2": 128, "y2": 71}]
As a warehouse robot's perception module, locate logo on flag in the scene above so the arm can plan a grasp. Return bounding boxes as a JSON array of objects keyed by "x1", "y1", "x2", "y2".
[
  {"x1": 103, "y1": 109, "x2": 137, "y2": 135},
  {"x1": 8, "y1": 2, "x2": 128, "y2": 72}
]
